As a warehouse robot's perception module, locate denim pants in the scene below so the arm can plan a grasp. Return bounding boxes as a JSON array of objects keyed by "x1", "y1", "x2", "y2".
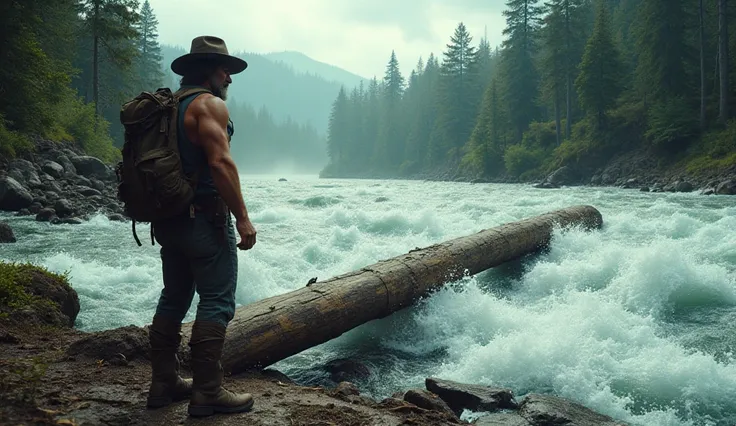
[{"x1": 152, "y1": 213, "x2": 237, "y2": 327}]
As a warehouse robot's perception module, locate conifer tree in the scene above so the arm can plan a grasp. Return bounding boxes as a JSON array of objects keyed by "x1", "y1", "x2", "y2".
[
  {"x1": 575, "y1": 0, "x2": 623, "y2": 128},
  {"x1": 135, "y1": 0, "x2": 164, "y2": 91}
]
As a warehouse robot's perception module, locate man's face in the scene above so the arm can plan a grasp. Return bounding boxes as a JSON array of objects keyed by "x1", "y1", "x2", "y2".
[{"x1": 208, "y1": 65, "x2": 232, "y2": 100}]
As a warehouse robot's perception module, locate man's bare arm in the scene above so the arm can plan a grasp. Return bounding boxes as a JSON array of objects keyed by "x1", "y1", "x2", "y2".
[{"x1": 194, "y1": 95, "x2": 249, "y2": 221}]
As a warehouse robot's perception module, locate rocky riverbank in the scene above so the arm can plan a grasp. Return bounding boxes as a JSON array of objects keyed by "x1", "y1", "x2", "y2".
[
  {"x1": 0, "y1": 261, "x2": 629, "y2": 426},
  {"x1": 0, "y1": 138, "x2": 126, "y2": 227},
  {"x1": 321, "y1": 148, "x2": 736, "y2": 195}
]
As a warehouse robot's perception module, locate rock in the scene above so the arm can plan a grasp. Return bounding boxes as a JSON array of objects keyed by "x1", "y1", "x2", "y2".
[
  {"x1": 260, "y1": 368, "x2": 295, "y2": 384},
  {"x1": 324, "y1": 358, "x2": 371, "y2": 383},
  {"x1": 0, "y1": 176, "x2": 33, "y2": 211},
  {"x1": 716, "y1": 179, "x2": 736, "y2": 195},
  {"x1": 107, "y1": 213, "x2": 127, "y2": 222},
  {"x1": 75, "y1": 175, "x2": 92, "y2": 187},
  {"x1": 403, "y1": 389, "x2": 458, "y2": 420},
  {"x1": 546, "y1": 166, "x2": 575, "y2": 186},
  {"x1": 622, "y1": 178, "x2": 638, "y2": 189},
  {"x1": 334, "y1": 382, "x2": 361, "y2": 397},
  {"x1": 0, "y1": 222, "x2": 16, "y2": 243},
  {"x1": 89, "y1": 178, "x2": 106, "y2": 192},
  {"x1": 278, "y1": 178, "x2": 287, "y2": 182},
  {"x1": 519, "y1": 394, "x2": 626, "y2": 426},
  {"x1": 475, "y1": 412, "x2": 532, "y2": 426},
  {"x1": 590, "y1": 174, "x2": 602, "y2": 186},
  {"x1": 375, "y1": 197, "x2": 389, "y2": 202},
  {"x1": 640, "y1": 187, "x2": 650, "y2": 192},
  {"x1": 36, "y1": 208, "x2": 56, "y2": 222},
  {"x1": 54, "y1": 199, "x2": 73, "y2": 217},
  {"x1": 28, "y1": 202, "x2": 43, "y2": 214},
  {"x1": 10, "y1": 264, "x2": 80, "y2": 327},
  {"x1": 15, "y1": 208, "x2": 32, "y2": 216},
  {"x1": 55, "y1": 154, "x2": 77, "y2": 177},
  {"x1": 66, "y1": 325, "x2": 149, "y2": 362},
  {"x1": 425, "y1": 377, "x2": 517, "y2": 416},
  {"x1": 702, "y1": 188, "x2": 715, "y2": 195},
  {"x1": 42, "y1": 161, "x2": 65, "y2": 179},
  {"x1": 71, "y1": 156, "x2": 111, "y2": 180},
  {"x1": 675, "y1": 181, "x2": 694, "y2": 193},
  {"x1": 75, "y1": 185, "x2": 102, "y2": 197}
]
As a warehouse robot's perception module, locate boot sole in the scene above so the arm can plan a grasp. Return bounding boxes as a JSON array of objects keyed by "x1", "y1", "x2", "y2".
[{"x1": 188, "y1": 399, "x2": 254, "y2": 417}]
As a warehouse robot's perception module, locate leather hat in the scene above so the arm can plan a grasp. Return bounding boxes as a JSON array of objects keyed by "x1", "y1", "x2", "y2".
[{"x1": 171, "y1": 36, "x2": 248, "y2": 76}]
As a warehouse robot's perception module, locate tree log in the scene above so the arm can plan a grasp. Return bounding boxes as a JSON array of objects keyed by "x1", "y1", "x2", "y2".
[{"x1": 182, "y1": 205, "x2": 603, "y2": 374}]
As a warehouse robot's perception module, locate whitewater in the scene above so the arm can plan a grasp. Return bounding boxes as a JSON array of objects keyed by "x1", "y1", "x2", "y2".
[{"x1": 1, "y1": 175, "x2": 735, "y2": 425}]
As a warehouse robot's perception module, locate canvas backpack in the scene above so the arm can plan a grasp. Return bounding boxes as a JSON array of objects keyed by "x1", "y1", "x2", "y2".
[{"x1": 116, "y1": 86, "x2": 211, "y2": 246}]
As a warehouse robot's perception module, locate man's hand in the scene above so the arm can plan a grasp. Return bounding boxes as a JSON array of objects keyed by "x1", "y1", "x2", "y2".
[{"x1": 236, "y1": 218, "x2": 257, "y2": 250}]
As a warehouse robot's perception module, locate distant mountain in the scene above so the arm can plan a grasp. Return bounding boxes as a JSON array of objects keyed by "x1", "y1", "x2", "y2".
[
  {"x1": 160, "y1": 45, "x2": 365, "y2": 135},
  {"x1": 263, "y1": 51, "x2": 367, "y2": 88}
]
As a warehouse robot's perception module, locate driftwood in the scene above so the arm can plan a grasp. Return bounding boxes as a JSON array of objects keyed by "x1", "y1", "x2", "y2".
[{"x1": 181, "y1": 205, "x2": 603, "y2": 374}]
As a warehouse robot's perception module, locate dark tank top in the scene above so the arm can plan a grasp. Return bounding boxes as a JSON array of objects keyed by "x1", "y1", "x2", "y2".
[{"x1": 177, "y1": 86, "x2": 234, "y2": 196}]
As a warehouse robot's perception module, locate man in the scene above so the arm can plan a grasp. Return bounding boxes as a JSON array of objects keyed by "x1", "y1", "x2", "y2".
[{"x1": 145, "y1": 35, "x2": 257, "y2": 417}]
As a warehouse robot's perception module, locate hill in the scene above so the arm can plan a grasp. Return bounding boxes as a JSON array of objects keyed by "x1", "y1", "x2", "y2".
[{"x1": 161, "y1": 45, "x2": 364, "y2": 135}]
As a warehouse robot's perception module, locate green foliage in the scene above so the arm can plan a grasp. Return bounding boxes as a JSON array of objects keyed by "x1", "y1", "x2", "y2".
[
  {"x1": 575, "y1": 0, "x2": 624, "y2": 128},
  {"x1": 644, "y1": 97, "x2": 699, "y2": 152},
  {"x1": 52, "y1": 93, "x2": 121, "y2": 163},
  {"x1": 0, "y1": 117, "x2": 33, "y2": 158},
  {"x1": 0, "y1": 261, "x2": 70, "y2": 317},
  {"x1": 504, "y1": 144, "x2": 545, "y2": 177},
  {"x1": 685, "y1": 119, "x2": 736, "y2": 173}
]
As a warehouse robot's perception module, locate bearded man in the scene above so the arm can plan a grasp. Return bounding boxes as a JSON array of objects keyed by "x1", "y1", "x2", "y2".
[{"x1": 145, "y1": 35, "x2": 257, "y2": 417}]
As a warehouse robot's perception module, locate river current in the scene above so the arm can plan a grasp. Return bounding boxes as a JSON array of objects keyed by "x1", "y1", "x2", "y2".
[{"x1": 1, "y1": 175, "x2": 735, "y2": 425}]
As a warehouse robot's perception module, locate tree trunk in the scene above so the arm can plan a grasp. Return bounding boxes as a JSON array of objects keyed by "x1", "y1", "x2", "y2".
[
  {"x1": 182, "y1": 206, "x2": 603, "y2": 374},
  {"x1": 701, "y1": 0, "x2": 707, "y2": 130},
  {"x1": 555, "y1": 90, "x2": 562, "y2": 146},
  {"x1": 92, "y1": 0, "x2": 99, "y2": 126},
  {"x1": 565, "y1": 1, "x2": 573, "y2": 140},
  {"x1": 719, "y1": 0, "x2": 729, "y2": 124}
]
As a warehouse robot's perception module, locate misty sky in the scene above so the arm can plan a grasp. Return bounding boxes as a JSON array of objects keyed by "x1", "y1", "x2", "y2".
[{"x1": 148, "y1": 0, "x2": 505, "y2": 79}]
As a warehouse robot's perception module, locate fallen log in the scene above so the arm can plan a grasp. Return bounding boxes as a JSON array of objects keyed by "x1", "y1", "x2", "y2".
[{"x1": 182, "y1": 205, "x2": 602, "y2": 374}]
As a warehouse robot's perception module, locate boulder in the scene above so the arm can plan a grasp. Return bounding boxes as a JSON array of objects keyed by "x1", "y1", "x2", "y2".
[
  {"x1": 0, "y1": 176, "x2": 33, "y2": 211},
  {"x1": 425, "y1": 378, "x2": 517, "y2": 416},
  {"x1": 546, "y1": 166, "x2": 575, "y2": 186},
  {"x1": 403, "y1": 389, "x2": 458, "y2": 420},
  {"x1": 15, "y1": 208, "x2": 32, "y2": 217},
  {"x1": 75, "y1": 185, "x2": 102, "y2": 197},
  {"x1": 54, "y1": 199, "x2": 73, "y2": 217},
  {"x1": 333, "y1": 382, "x2": 360, "y2": 398},
  {"x1": 55, "y1": 154, "x2": 77, "y2": 177},
  {"x1": 71, "y1": 156, "x2": 111, "y2": 180},
  {"x1": 0, "y1": 222, "x2": 16, "y2": 243},
  {"x1": 716, "y1": 179, "x2": 736, "y2": 195},
  {"x1": 533, "y1": 181, "x2": 560, "y2": 189},
  {"x1": 3, "y1": 263, "x2": 80, "y2": 327},
  {"x1": 519, "y1": 394, "x2": 626, "y2": 426},
  {"x1": 42, "y1": 161, "x2": 65, "y2": 179},
  {"x1": 622, "y1": 178, "x2": 639, "y2": 189},
  {"x1": 475, "y1": 412, "x2": 531, "y2": 426},
  {"x1": 35, "y1": 208, "x2": 56, "y2": 222},
  {"x1": 66, "y1": 325, "x2": 149, "y2": 362},
  {"x1": 324, "y1": 358, "x2": 371, "y2": 383},
  {"x1": 674, "y1": 181, "x2": 694, "y2": 193}
]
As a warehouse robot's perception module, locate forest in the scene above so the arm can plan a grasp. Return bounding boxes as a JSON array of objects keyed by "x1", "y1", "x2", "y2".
[
  {"x1": 322, "y1": 0, "x2": 736, "y2": 182},
  {"x1": 0, "y1": 0, "x2": 325, "y2": 172}
]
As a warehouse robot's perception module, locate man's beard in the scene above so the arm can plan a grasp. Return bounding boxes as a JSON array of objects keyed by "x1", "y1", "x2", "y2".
[{"x1": 209, "y1": 76, "x2": 228, "y2": 100}]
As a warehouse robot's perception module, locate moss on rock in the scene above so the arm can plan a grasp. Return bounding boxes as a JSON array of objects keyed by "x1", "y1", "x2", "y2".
[{"x1": 0, "y1": 261, "x2": 79, "y2": 327}]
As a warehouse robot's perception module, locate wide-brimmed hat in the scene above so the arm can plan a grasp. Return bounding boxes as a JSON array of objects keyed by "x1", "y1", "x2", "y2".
[{"x1": 171, "y1": 36, "x2": 248, "y2": 76}]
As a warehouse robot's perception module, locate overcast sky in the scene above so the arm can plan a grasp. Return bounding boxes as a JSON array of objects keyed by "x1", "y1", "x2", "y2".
[{"x1": 147, "y1": 0, "x2": 506, "y2": 79}]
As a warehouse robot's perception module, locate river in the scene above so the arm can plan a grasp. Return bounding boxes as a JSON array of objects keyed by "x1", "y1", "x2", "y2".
[{"x1": 1, "y1": 175, "x2": 735, "y2": 425}]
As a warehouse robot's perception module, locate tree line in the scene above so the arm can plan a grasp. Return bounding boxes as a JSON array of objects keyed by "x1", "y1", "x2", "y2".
[
  {"x1": 1, "y1": 0, "x2": 324, "y2": 172},
  {"x1": 322, "y1": 0, "x2": 736, "y2": 180}
]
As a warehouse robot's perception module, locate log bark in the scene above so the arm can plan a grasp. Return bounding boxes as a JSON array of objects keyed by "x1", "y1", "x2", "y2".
[{"x1": 182, "y1": 205, "x2": 603, "y2": 374}]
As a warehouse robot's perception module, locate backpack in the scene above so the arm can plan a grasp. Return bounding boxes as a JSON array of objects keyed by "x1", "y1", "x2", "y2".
[{"x1": 116, "y1": 86, "x2": 211, "y2": 246}]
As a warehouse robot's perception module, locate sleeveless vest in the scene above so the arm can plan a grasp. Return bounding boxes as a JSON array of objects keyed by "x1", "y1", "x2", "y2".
[{"x1": 176, "y1": 86, "x2": 233, "y2": 196}]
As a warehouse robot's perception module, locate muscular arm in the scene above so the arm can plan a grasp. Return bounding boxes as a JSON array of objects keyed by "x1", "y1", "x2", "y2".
[{"x1": 193, "y1": 95, "x2": 249, "y2": 222}]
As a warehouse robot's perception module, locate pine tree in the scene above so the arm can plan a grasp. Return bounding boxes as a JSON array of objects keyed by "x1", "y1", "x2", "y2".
[
  {"x1": 500, "y1": 0, "x2": 544, "y2": 140},
  {"x1": 575, "y1": 0, "x2": 623, "y2": 128},
  {"x1": 326, "y1": 87, "x2": 350, "y2": 170},
  {"x1": 135, "y1": 0, "x2": 164, "y2": 91},
  {"x1": 461, "y1": 77, "x2": 507, "y2": 176},
  {"x1": 374, "y1": 51, "x2": 405, "y2": 170},
  {"x1": 78, "y1": 0, "x2": 140, "y2": 117}
]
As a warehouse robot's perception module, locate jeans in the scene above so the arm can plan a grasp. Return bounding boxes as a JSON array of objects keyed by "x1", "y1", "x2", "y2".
[{"x1": 152, "y1": 213, "x2": 238, "y2": 327}]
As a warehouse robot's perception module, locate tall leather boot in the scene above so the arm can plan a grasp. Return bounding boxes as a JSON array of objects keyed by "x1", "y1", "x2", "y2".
[
  {"x1": 147, "y1": 315, "x2": 193, "y2": 408},
  {"x1": 187, "y1": 320, "x2": 254, "y2": 417}
]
